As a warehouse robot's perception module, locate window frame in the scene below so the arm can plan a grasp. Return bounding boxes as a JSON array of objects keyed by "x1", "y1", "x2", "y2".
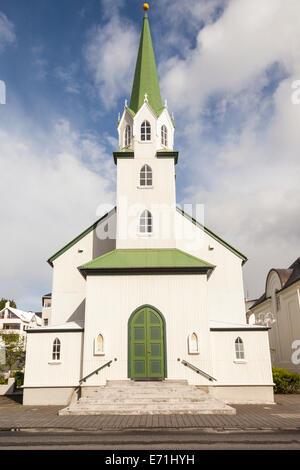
[
  {"x1": 52, "y1": 338, "x2": 61, "y2": 362},
  {"x1": 124, "y1": 124, "x2": 131, "y2": 148},
  {"x1": 188, "y1": 332, "x2": 199, "y2": 355},
  {"x1": 141, "y1": 120, "x2": 151, "y2": 141},
  {"x1": 94, "y1": 333, "x2": 105, "y2": 356},
  {"x1": 139, "y1": 210, "x2": 153, "y2": 234},
  {"x1": 139, "y1": 164, "x2": 153, "y2": 187},
  {"x1": 161, "y1": 125, "x2": 168, "y2": 147},
  {"x1": 234, "y1": 337, "x2": 245, "y2": 361}
]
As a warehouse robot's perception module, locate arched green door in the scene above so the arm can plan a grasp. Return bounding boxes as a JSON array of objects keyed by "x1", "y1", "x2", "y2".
[{"x1": 129, "y1": 306, "x2": 165, "y2": 379}]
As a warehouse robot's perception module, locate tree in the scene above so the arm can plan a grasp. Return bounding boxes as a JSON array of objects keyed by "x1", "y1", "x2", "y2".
[
  {"x1": 0, "y1": 298, "x2": 17, "y2": 310},
  {"x1": 0, "y1": 332, "x2": 25, "y2": 373}
]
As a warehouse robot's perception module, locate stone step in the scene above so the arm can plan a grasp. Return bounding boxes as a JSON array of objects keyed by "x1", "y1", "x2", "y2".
[
  {"x1": 82, "y1": 390, "x2": 202, "y2": 398},
  {"x1": 78, "y1": 397, "x2": 212, "y2": 405},
  {"x1": 60, "y1": 402, "x2": 235, "y2": 416},
  {"x1": 80, "y1": 392, "x2": 207, "y2": 403},
  {"x1": 106, "y1": 380, "x2": 189, "y2": 386},
  {"x1": 59, "y1": 380, "x2": 236, "y2": 416}
]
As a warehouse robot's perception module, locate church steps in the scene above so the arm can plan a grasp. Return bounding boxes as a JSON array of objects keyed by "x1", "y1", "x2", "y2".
[{"x1": 59, "y1": 380, "x2": 235, "y2": 415}]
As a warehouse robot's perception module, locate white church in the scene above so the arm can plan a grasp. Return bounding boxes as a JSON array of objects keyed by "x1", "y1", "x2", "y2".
[{"x1": 23, "y1": 7, "x2": 274, "y2": 412}]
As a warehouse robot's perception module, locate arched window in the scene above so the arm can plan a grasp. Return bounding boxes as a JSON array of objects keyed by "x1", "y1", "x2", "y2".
[
  {"x1": 140, "y1": 210, "x2": 152, "y2": 233},
  {"x1": 52, "y1": 338, "x2": 61, "y2": 361},
  {"x1": 94, "y1": 334, "x2": 104, "y2": 355},
  {"x1": 188, "y1": 332, "x2": 199, "y2": 354},
  {"x1": 140, "y1": 164, "x2": 152, "y2": 186},
  {"x1": 161, "y1": 125, "x2": 168, "y2": 147},
  {"x1": 235, "y1": 337, "x2": 245, "y2": 360},
  {"x1": 141, "y1": 121, "x2": 151, "y2": 141},
  {"x1": 124, "y1": 125, "x2": 131, "y2": 147}
]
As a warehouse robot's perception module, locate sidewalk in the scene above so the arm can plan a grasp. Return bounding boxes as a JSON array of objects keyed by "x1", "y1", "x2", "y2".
[{"x1": 0, "y1": 394, "x2": 299, "y2": 432}]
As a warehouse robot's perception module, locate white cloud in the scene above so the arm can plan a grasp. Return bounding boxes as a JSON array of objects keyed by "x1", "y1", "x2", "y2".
[
  {"x1": 161, "y1": 0, "x2": 300, "y2": 116},
  {"x1": 84, "y1": 12, "x2": 138, "y2": 109},
  {"x1": 0, "y1": 12, "x2": 15, "y2": 52},
  {"x1": 0, "y1": 115, "x2": 115, "y2": 311},
  {"x1": 160, "y1": 0, "x2": 300, "y2": 298}
]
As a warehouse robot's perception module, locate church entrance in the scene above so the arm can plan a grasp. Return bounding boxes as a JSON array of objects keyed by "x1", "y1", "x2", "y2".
[{"x1": 128, "y1": 305, "x2": 166, "y2": 380}]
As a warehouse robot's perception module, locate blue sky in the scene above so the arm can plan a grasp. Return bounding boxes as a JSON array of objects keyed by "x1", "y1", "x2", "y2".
[{"x1": 0, "y1": 0, "x2": 300, "y2": 311}]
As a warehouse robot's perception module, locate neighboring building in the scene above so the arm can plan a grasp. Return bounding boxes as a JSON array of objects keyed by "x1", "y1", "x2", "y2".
[
  {"x1": 250, "y1": 258, "x2": 300, "y2": 373},
  {"x1": 23, "y1": 9, "x2": 273, "y2": 407},
  {"x1": 0, "y1": 302, "x2": 42, "y2": 335},
  {"x1": 245, "y1": 298, "x2": 257, "y2": 325},
  {"x1": 42, "y1": 293, "x2": 52, "y2": 326}
]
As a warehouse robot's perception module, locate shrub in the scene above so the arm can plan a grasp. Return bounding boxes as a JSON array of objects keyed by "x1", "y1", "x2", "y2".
[
  {"x1": 0, "y1": 376, "x2": 8, "y2": 385},
  {"x1": 272, "y1": 366, "x2": 300, "y2": 394},
  {"x1": 13, "y1": 371, "x2": 24, "y2": 388}
]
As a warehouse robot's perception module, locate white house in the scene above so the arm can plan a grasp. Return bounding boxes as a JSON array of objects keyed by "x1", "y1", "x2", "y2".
[
  {"x1": 23, "y1": 8, "x2": 274, "y2": 408},
  {"x1": 41, "y1": 293, "x2": 52, "y2": 326},
  {"x1": 250, "y1": 257, "x2": 300, "y2": 373},
  {"x1": 0, "y1": 302, "x2": 42, "y2": 336}
]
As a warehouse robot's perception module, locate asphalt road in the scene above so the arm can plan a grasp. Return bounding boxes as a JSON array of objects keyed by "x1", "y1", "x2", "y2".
[{"x1": 0, "y1": 429, "x2": 299, "y2": 450}]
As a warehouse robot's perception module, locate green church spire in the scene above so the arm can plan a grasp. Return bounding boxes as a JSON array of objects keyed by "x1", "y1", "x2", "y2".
[{"x1": 129, "y1": 11, "x2": 163, "y2": 116}]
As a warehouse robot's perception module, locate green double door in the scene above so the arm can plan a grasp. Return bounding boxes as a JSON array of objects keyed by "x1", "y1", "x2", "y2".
[{"x1": 129, "y1": 306, "x2": 165, "y2": 379}]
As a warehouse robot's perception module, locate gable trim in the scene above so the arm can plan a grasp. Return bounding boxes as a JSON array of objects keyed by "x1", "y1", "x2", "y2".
[
  {"x1": 47, "y1": 207, "x2": 116, "y2": 267},
  {"x1": 176, "y1": 207, "x2": 248, "y2": 264}
]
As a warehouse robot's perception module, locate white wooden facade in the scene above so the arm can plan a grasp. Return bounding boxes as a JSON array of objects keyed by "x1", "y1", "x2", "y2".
[{"x1": 23, "y1": 12, "x2": 274, "y2": 406}]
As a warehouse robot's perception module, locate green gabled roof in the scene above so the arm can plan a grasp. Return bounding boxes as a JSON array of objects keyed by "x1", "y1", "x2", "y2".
[
  {"x1": 130, "y1": 14, "x2": 163, "y2": 116},
  {"x1": 47, "y1": 208, "x2": 116, "y2": 267},
  {"x1": 79, "y1": 248, "x2": 214, "y2": 277}
]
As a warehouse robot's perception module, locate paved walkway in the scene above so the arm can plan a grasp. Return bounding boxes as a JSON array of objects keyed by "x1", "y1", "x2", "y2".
[{"x1": 0, "y1": 395, "x2": 300, "y2": 431}]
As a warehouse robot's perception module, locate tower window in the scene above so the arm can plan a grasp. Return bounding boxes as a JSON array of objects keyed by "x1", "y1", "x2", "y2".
[
  {"x1": 140, "y1": 210, "x2": 152, "y2": 233},
  {"x1": 52, "y1": 338, "x2": 61, "y2": 361},
  {"x1": 235, "y1": 337, "x2": 245, "y2": 360},
  {"x1": 141, "y1": 121, "x2": 151, "y2": 141},
  {"x1": 140, "y1": 165, "x2": 152, "y2": 186},
  {"x1": 124, "y1": 125, "x2": 131, "y2": 147},
  {"x1": 161, "y1": 125, "x2": 168, "y2": 147}
]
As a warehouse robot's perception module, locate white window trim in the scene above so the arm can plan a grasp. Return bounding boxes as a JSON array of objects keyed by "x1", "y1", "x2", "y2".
[
  {"x1": 188, "y1": 332, "x2": 200, "y2": 355},
  {"x1": 48, "y1": 360, "x2": 62, "y2": 365},
  {"x1": 234, "y1": 337, "x2": 245, "y2": 361},
  {"x1": 137, "y1": 232, "x2": 153, "y2": 237},
  {"x1": 137, "y1": 185, "x2": 153, "y2": 189},
  {"x1": 94, "y1": 335, "x2": 105, "y2": 356}
]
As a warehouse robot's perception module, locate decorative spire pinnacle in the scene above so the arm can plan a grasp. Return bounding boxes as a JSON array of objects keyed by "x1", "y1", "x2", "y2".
[{"x1": 129, "y1": 8, "x2": 163, "y2": 116}]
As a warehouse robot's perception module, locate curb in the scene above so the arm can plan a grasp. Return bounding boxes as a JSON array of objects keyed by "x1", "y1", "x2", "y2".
[{"x1": 0, "y1": 426, "x2": 300, "y2": 434}]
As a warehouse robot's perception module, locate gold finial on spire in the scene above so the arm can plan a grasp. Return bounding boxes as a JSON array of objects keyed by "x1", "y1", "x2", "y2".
[{"x1": 143, "y1": 3, "x2": 149, "y2": 11}]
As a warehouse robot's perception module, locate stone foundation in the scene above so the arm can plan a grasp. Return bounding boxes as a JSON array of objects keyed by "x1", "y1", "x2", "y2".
[
  {"x1": 23, "y1": 387, "x2": 79, "y2": 406},
  {"x1": 210, "y1": 385, "x2": 274, "y2": 404}
]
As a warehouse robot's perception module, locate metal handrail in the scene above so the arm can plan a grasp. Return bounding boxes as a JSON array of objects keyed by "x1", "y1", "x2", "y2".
[
  {"x1": 180, "y1": 359, "x2": 217, "y2": 382},
  {"x1": 79, "y1": 358, "x2": 117, "y2": 384}
]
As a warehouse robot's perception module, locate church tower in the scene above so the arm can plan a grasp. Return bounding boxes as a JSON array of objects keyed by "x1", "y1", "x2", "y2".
[
  {"x1": 23, "y1": 3, "x2": 274, "y2": 408},
  {"x1": 115, "y1": 7, "x2": 178, "y2": 249}
]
